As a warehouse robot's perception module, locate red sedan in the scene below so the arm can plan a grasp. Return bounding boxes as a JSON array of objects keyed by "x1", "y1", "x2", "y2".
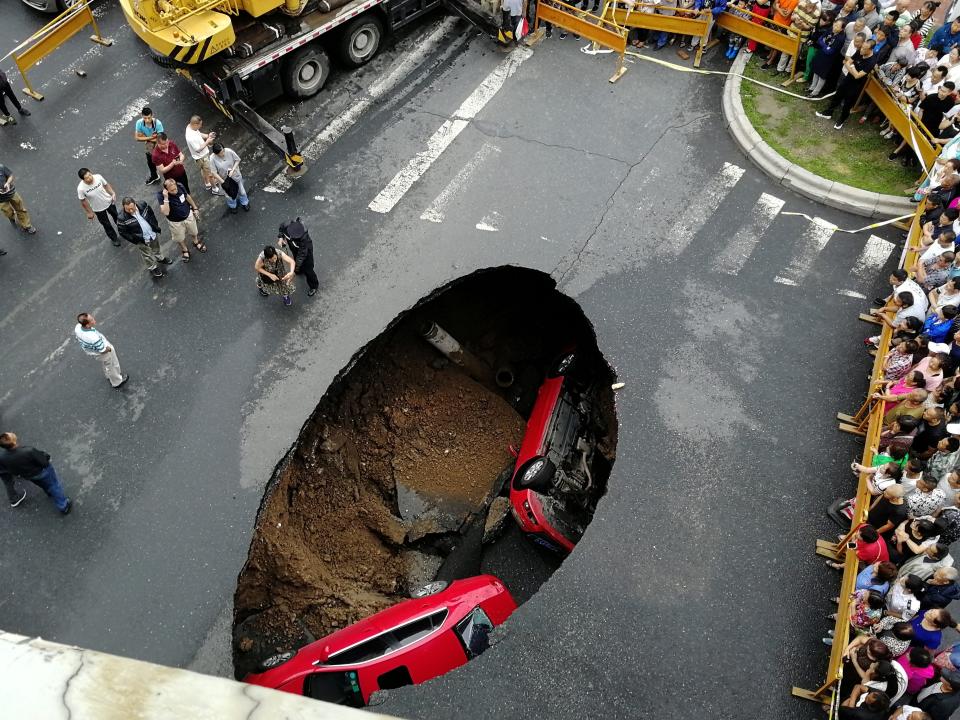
[
  {"x1": 244, "y1": 575, "x2": 517, "y2": 706},
  {"x1": 509, "y1": 351, "x2": 605, "y2": 554}
]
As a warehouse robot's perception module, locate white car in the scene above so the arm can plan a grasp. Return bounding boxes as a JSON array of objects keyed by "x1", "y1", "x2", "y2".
[{"x1": 21, "y1": 0, "x2": 81, "y2": 13}]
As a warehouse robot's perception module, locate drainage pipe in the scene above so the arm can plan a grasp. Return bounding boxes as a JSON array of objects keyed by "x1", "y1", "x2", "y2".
[{"x1": 421, "y1": 322, "x2": 493, "y2": 385}]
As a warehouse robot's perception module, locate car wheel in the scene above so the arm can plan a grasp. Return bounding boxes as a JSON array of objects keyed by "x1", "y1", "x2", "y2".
[
  {"x1": 56, "y1": 0, "x2": 82, "y2": 10},
  {"x1": 335, "y1": 16, "x2": 384, "y2": 68},
  {"x1": 281, "y1": 45, "x2": 331, "y2": 99},
  {"x1": 514, "y1": 456, "x2": 556, "y2": 492},
  {"x1": 410, "y1": 580, "x2": 448, "y2": 598}
]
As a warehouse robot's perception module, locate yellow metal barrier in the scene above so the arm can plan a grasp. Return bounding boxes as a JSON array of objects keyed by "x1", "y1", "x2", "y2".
[
  {"x1": 10, "y1": 0, "x2": 112, "y2": 101},
  {"x1": 716, "y1": 8, "x2": 800, "y2": 75},
  {"x1": 536, "y1": 0, "x2": 629, "y2": 81},
  {"x1": 862, "y1": 76, "x2": 939, "y2": 171},
  {"x1": 602, "y1": 1, "x2": 711, "y2": 67},
  {"x1": 792, "y1": 200, "x2": 927, "y2": 703}
]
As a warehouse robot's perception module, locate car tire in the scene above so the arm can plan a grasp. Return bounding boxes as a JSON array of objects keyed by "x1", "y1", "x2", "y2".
[
  {"x1": 281, "y1": 45, "x2": 331, "y2": 99},
  {"x1": 514, "y1": 456, "x2": 556, "y2": 493},
  {"x1": 56, "y1": 0, "x2": 81, "y2": 10},
  {"x1": 410, "y1": 580, "x2": 448, "y2": 598},
  {"x1": 335, "y1": 16, "x2": 384, "y2": 68}
]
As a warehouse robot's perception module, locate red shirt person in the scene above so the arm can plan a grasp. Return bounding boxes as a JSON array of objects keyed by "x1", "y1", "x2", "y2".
[
  {"x1": 855, "y1": 524, "x2": 890, "y2": 563},
  {"x1": 151, "y1": 132, "x2": 191, "y2": 195}
]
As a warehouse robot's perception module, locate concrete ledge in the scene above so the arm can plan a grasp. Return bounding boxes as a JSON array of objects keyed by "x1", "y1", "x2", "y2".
[
  {"x1": 723, "y1": 52, "x2": 915, "y2": 219},
  {"x1": 0, "y1": 630, "x2": 399, "y2": 719}
]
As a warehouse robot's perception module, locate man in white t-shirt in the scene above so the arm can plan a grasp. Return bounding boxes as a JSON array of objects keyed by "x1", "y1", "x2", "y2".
[
  {"x1": 184, "y1": 115, "x2": 222, "y2": 195},
  {"x1": 76, "y1": 167, "x2": 120, "y2": 246}
]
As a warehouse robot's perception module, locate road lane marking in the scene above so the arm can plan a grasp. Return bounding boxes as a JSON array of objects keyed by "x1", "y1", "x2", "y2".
[
  {"x1": 72, "y1": 78, "x2": 176, "y2": 159},
  {"x1": 837, "y1": 289, "x2": 868, "y2": 299},
  {"x1": 264, "y1": 17, "x2": 463, "y2": 193},
  {"x1": 773, "y1": 216, "x2": 835, "y2": 286},
  {"x1": 420, "y1": 143, "x2": 499, "y2": 223},
  {"x1": 476, "y1": 211, "x2": 500, "y2": 231},
  {"x1": 368, "y1": 46, "x2": 532, "y2": 214},
  {"x1": 712, "y1": 192, "x2": 784, "y2": 275},
  {"x1": 664, "y1": 162, "x2": 745, "y2": 254},
  {"x1": 850, "y1": 234, "x2": 896, "y2": 281}
]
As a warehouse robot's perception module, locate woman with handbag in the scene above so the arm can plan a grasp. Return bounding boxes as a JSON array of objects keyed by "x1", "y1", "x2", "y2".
[
  {"x1": 210, "y1": 142, "x2": 250, "y2": 214},
  {"x1": 254, "y1": 245, "x2": 296, "y2": 307}
]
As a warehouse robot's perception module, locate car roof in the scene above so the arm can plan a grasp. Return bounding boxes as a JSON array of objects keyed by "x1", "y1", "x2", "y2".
[{"x1": 311, "y1": 575, "x2": 507, "y2": 662}]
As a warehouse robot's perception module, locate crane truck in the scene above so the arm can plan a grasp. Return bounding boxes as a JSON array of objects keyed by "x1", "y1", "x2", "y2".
[{"x1": 119, "y1": 0, "x2": 506, "y2": 174}]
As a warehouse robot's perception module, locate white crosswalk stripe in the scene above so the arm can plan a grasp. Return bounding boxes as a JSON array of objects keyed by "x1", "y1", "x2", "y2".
[
  {"x1": 712, "y1": 192, "x2": 785, "y2": 275},
  {"x1": 774, "y1": 216, "x2": 836, "y2": 286},
  {"x1": 664, "y1": 162, "x2": 745, "y2": 254},
  {"x1": 850, "y1": 235, "x2": 896, "y2": 282}
]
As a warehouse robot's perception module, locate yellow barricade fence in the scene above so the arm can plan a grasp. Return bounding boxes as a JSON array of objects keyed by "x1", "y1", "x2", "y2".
[
  {"x1": 536, "y1": 0, "x2": 629, "y2": 81},
  {"x1": 861, "y1": 75, "x2": 939, "y2": 172},
  {"x1": 792, "y1": 201, "x2": 927, "y2": 704},
  {"x1": 601, "y1": 1, "x2": 711, "y2": 67},
  {"x1": 8, "y1": 0, "x2": 112, "y2": 101},
  {"x1": 716, "y1": 8, "x2": 801, "y2": 75}
]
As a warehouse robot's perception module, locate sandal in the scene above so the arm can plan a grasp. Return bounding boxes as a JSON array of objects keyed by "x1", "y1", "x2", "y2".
[
  {"x1": 193, "y1": 241, "x2": 207, "y2": 253},
  {"x1": 181, "y1": 250, "x2": 190, "y2": 263}
]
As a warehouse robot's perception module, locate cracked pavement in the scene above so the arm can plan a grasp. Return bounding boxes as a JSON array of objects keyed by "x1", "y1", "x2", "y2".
[{"x1": 1, "y1": 3, "x2": 903, "y2": 718}]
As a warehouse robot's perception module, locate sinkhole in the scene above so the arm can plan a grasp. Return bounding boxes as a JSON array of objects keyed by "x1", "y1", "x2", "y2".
[{"x1": 233, "y1": 266, "x2": 618, "y2": 697}]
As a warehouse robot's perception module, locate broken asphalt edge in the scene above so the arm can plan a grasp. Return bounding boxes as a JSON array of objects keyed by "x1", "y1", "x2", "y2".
[{"x1": 722, "y1": 52, "x2": 914, "y2": 220}]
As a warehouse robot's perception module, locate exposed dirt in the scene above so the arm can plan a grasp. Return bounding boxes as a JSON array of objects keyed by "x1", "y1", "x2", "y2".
[{"x1": 234, "y1": 327, "x2": 525, "y2": 675}]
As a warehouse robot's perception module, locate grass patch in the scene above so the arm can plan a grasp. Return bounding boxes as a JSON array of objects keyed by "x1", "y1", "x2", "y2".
[{"x1": 739, "y1": 56, "x2": 917, "y2": 195}]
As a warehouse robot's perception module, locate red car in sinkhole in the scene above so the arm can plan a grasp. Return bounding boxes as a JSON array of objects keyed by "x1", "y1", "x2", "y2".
[
  {"x1": 244, "y1": 575, "x2": 517, "y2": 706},
  {"x1": 509, "y1": 351, "x2": 609, "y2": 554}
]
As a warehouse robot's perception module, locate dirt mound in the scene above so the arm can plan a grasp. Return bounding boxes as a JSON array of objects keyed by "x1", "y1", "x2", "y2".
[{"x1": 233, "y1": 328, "x2": 524, "y2": 675}]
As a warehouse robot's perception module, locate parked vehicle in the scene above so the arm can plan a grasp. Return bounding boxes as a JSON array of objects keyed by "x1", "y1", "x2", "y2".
[
  {"x1": 20, "y1": 0, "x2": 79, "y2": 12},
  {"x1": 244, "y1": 575, "x2": 516, "y2": 705},
  {"x1": 509, "y1": 351, "x2": 608, "y2": 554}
]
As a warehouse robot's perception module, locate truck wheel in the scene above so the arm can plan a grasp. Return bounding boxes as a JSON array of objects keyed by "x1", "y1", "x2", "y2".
[
  {"x1": 336, "y1": 16, "x2": 384, "y2": 69},
  {"x1": 281, "y1": 46, "x2": 331, "y2": 99},
  {"x1": 149, "y1": 49, "x2": 180, "y2": 69}
]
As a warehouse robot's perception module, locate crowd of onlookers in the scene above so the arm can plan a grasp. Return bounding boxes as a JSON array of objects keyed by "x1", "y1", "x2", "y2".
[{"x1": 815, "y1": 190, "x2": 960, "y2": 717}]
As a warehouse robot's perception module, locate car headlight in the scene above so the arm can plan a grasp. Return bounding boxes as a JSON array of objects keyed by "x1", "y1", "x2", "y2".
[{"x1": 259, "y1": 651, "x2": 295, "y2": 670}]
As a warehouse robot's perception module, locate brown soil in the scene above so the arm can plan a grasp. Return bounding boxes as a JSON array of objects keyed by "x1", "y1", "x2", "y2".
[{"x1": 233, "y1": 327, "x2": 525, "y2": 668}]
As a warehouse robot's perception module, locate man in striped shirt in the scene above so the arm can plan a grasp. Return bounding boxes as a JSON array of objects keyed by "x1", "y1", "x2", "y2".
[{"x1": 74, "y1": 312, "x2": 127, "y2": 388}]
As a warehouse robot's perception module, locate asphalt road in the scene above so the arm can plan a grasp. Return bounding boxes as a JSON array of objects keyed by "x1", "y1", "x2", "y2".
[{"x1": 1, "y1": 2, "x2": 905, "y2": 717}]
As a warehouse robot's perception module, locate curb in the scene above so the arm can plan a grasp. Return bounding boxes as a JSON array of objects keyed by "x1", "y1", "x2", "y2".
[{"x1": 722, "y1": 53, "x2": 914, "y2": 220}]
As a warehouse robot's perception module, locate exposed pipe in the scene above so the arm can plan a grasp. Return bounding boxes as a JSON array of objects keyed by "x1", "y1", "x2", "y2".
[{"x1": 420, "y1": 322, "x2": 493, "y2": 385}]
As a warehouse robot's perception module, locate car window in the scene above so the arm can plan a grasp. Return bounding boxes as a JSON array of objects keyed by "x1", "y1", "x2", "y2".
[
  {"x1": 377, "y1": 665, "x2": 413, "y2": 691},
  {"x1": 454, "y1": 606, "x2": 494, "y2": 659},
  {"x1": 326, "y1": 609, "x2": 448, "y2": 666},
  {"x1": 302, "y1": 670, "x2": 363, "y2": 707}
]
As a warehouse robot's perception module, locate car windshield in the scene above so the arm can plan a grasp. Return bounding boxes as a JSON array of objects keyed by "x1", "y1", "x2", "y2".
[
  {"x1": 325, "y1": 609, "x2": 448, "y2": 666},
  {"x1": 454, "y1": 606, "x2": 494, "y2": 659}
]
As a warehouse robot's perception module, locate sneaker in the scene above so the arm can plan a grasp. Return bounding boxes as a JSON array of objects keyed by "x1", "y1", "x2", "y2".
[
  {"x1": 114, "y1": 375, "x2": 129, "y2": 389},
  {"x1": 0, "y1": 249, "x2": 6, "y2": 256},
  {"x1": 833, "y1": 122, "x2": 843, "y2": 130},
  {"x1": 545, "y1": 27, "x2": 552, "y2": 37},
  {"x1": 573, "y1": 34, "x2": 581, "y2": 39},
  {"x1": 10, "y1": 489, "x2": 26, "y2": 507},
  {"x1": 560, "y1": 30, "x2": 567, "y2": 38},
  {"x1": 307, "y1": 287, "x2": 317, "y2": 297},
  {"x1": 5, "y1": 115, "x2": 16, "y2": 125},
  {"x1": 241, "y1": 203, "x2": 250, "y2": 212},
  {"x1": 150, "y1": 267, "x2": 165, "y2": 278},
  {"x1": 822, "y1": 638, "x2": 833, "y2": 646},
  {"x1": 210, "y1": 186, "x2": 223, "y2": 196},
  {"x1": 258, "y1": 288, "x2": 269, "y2": 297},
  {"x1": 282, "y1": 295, "x2": 293, "y2": 306},
  {"x1": 24, "y1": 226, "x2": 36, "y2": 235},
  {"x1": 228, "y1": 206, "x2": 238, "y2": 214},
  {"x1": 814, "y1": 111, "x2": 831, "y2": 119},
  {"x1": 888, "y1": 151, "x2": 899, "y2": 160},
  {"x1": 159, "y1": 257, "x2": 174, "y2": 265},
  {"x1": 18, "y1": 108, "x2": 30, "y2": 117},
  {"x1": 60, "y1": 499, "x2": 72, "y2": 515},
  {"x1": 145, "y1": 175, "x2": 160, "y2": 186}
]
